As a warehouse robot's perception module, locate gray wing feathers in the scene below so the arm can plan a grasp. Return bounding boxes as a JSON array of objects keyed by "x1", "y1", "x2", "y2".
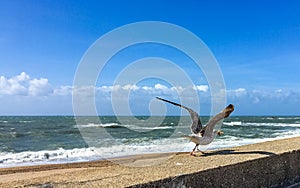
[
  {"x1": 188, "y1": 109, "x2": 202, "y2": 134},
  {"x1": 203, "y1": 104, "x2": 235, "y2": 136},
  {"x1": 156, "y1": 97, "x2": 202, "y2": 134}
]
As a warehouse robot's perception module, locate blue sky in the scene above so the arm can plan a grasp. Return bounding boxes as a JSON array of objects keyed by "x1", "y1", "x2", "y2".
[{"x1": 0, "y1": 0, "x2": 300, "y2": 115}]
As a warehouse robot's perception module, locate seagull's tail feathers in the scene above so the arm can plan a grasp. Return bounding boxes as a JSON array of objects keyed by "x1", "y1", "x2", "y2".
[{"x1": 180, "y1": 135, "x2": 192, "y2": 139}]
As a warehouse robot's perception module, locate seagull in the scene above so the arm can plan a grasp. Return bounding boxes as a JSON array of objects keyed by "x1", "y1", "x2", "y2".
[{"x1": 156, "y1": 97, "x2": 234, "y2": 156}]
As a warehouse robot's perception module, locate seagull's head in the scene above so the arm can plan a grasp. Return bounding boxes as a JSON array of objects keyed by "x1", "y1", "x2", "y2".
[{"x1": 224, "y1": 104, "x2": 235, "y2": 118}]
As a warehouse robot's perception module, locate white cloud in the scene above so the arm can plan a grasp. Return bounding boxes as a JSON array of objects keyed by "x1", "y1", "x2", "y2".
[
  {"x1": 227, "y1": 88, "x2": 247, "y2": 97},
  {"x1": 3, "y1": 73, "x2": 296, "y2": 108},
  {"x1": 53, "y1": 86, "x2": 73, "y2": 96},
  {"x1": 140, "y1": 84, "x2": 169, "y2": 93},
  {"x1": 141, "y1": 86, "x2": 152, "y2": 91},
  {"x1": 97, "y1": 85, "x2": 113, "y2": 92},
  {"x1": 171, "y1": 86, "x2": 184, "y2": 93},
  {"x1": 122, "y1": 84, "x2": 139, "y2": 91},
  {"x1": 92, "y1": 84, "x2": 210, "y2": 96},
  {"x1": 193, "y1": 85, "x2": 209, "y2": 92},
  {"x1": 16, "y1": 72, "x2": 30, "y2": 81},
  {"x1": 0, "y1": 72, "x2": 52, "y2": 96},
  {"x1": 29, "y1": 78, "x2": 52, "y2": 96},
  {"x1": 154, "y1": 84, "x2": 168, "y2": 91},
  {"x1": 226, "y1": 87, "x2": 300, "y2": 105},
  {"x1": 1, "y1": 72, "x2": 300, "y2": 115},
  {"x1": 90, "y1": 84, "x2": 207, "y2": 95}
]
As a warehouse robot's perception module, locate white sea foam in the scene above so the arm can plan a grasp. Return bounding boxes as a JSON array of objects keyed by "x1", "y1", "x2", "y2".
[
  {"x1": 243, "y1": 122, "x2": 300, "y2": 127},
  {"x1": 278, "y1": 117, "x2": 300, "y2": 120},
  {"x1": 0, "y1": 139, "x2": 187, "y2": 167},
  {"x1": 2, "y1": 131, "x2": 300, "y2": 168},
  {"x1": 19, "y1": 120, "x2": 33, "y2": 123},
  {"x1": 264, "y1": 117, "x2": 300, "y2": 120},
  {"x1": 223, "y1": 121, "x2": 300, "y2": 127},
  {"x1": 122, "y1": 125, "x2": 173, "y2": 130},
  {"x1": 75, "y1": 123, "x2": 173, "y2": 130},
  {"x1": 272, "y1": 128, "x2": 300, "y2": 137},
  {"x1": 223, "y1": 121, "x2": 242, "y2": 126},
  {"x1": 0, "y1": 147, "x2": 100, "y2": 167},
  {"x1": 75, "y1": 123, "x2": 120, "y2": 128}
]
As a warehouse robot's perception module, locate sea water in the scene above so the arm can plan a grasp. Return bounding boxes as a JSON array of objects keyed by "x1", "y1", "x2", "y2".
[{"x1": 0, "y1": 116, "x2": 300, "y2": 167}]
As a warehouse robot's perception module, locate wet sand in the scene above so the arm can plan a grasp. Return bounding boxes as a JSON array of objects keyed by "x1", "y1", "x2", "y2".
[{"x1": 1, "y1": 136, "x2": 300, "y2": 187}]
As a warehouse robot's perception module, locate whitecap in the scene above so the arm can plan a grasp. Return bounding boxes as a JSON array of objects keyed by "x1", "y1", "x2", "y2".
[
  {"x1": 223, "y1": 121, "x2": 242, "y2": 126},
  {"x1": 243, "y1": 122, "x2": 300, "y2": 127},
  {"x1": 0, "y1": 147, "x2": 100, "y2": 168},
  {"x1": 75, "y1": 123, "x2": 120, "y2": 128},
  {"x1": 122, "y1": 124, "x2": 173, "y2": 130}
]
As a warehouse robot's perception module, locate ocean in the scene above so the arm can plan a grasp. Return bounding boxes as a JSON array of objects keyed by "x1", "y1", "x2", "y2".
[{"x1": 1, "y1": 116, "x2": 300, "y2": 167}]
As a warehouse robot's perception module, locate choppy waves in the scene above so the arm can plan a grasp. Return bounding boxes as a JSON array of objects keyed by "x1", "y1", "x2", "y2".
[
  {"x1": 0, "y1": 147, "x2": 99, "y2": 167},
  {"x1": 223, "y1": 121, "x2": 242, "y2": 126},
  {"x1": 1, "y1": 116, "x2": 300, "y2": 167},
  {"x1": 75, "y1": 123, "x2": 173, "y2": 130},
  {"x1": 2, "y1": 134, "x2": 299, "y2": 168},
  {"x1": 75, "y1": 123, "x2": 121, "y2": 128},
  {"x1": 223, "y1": 121, "x2": 300, "y2": 127}
]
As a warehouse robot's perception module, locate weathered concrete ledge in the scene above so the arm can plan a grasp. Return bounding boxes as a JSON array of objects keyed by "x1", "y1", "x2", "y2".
[{"x1": 129, "y1": 150, "x2": 300, "y2": 188}]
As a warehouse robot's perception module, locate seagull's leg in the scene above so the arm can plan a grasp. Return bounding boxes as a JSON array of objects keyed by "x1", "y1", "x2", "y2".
[
  {"x1": 196, "y1": 148, "x2": 206, "y2": 154},
  {"x1": 190, "y1": 144, "x2": 199, "y2": 156}
]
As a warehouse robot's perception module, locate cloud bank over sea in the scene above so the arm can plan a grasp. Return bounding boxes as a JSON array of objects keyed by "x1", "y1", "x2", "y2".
[{"x1": 0, "y1": 72, "x2": 299, "y2": 116}]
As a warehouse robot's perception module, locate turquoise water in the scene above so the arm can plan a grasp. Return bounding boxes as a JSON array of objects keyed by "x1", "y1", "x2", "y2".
[{"x1": 0, "y1": 116, "x2": 300, "y2": 167}]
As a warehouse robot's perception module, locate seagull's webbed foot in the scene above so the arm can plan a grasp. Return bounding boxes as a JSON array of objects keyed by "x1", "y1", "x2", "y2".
[
  {"x1": 190, "y1": 151, "x2": 196, "y2": 156},
  {"x1": 190, "y1": 149, "x2": 205, "y2": 156}
]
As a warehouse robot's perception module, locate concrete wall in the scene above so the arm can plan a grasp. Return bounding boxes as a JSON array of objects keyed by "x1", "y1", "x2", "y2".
[{"x1": 129, "y1": 150, "x2": 300, "y2": 188}]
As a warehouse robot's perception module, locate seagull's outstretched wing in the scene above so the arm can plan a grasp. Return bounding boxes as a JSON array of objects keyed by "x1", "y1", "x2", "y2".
[
  {"x1": 156, "y1": 97, "x2": 202, "y2": 134},
  {"x1": 202, "y1": 104, "x2": 235, "y2": 137}
]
